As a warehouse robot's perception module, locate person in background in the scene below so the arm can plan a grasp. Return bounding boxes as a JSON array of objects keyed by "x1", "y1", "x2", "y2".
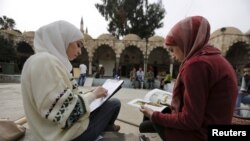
[
  {"x1": 136, "y1": 67, "x2": 144, "y2": 89},
  {"x1": 160, "y1": 70, "x2": 172, "y2": 90},
  {"x1": 116, "y1": 66, "x2": 121, "y2": 79},
  {"x1": 235, "y1": 63, "x2": 250, "y2": 115},
  {"x1": 21, "y1": 20, "x2": 121, "y2": 141},
  {"x1": 130, "y1": 67, "x2": 137, "y2": 88},
  {"x1": 78, "y1": 63, "x2": 87, "y2": 86},
  {"x1": 112, "y1": 67, "x2": 116, "y2": 78},
  {"x1": 99, "y1": 65, "x2": 105, "y2": 78},
  {"x1": 146, "y1": 67, "x2": 154, "y2": 89},
  {"x1": 139, "y1": 16, "x2": 237, "y2": 141}
]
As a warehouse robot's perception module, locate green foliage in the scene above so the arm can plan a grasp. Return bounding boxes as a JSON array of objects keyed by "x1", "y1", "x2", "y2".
[
  {"x1": 0, "y1": 15, "x2": 16, "y2": 30},
  {"x1": 0, "y1": 35, "x2": 16, "y2": 62},
  {"x1": 95, "y1": 0, "x2": 165, "y2": 39}
]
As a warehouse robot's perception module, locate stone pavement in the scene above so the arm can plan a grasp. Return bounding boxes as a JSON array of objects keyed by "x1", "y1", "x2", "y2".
[{"x1": 0, "y1": 83, "x2": 162, "y2": 141}]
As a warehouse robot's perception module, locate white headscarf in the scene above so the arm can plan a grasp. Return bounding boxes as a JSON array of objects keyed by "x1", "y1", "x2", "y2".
[{"x1": 34, "y1": 20, "x2": 83, "y2": 72}]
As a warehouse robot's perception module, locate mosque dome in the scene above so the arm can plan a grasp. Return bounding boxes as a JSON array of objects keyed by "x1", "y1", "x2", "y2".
[
  {"x1": 148, "y1": 35, "x2": 164, "y2": 42},
  {"x1": 97, "y1": 33, "x2": 117, "y2": 40},
  {"x1": 1, "y1": 29, "x2": 21, "y2": 36},
  {"x1": 83, "y1": 33, "x2": 93, "y2": 40},
  {"x1": 122, "y1": 34, "x2": 141, "y2": 41},
  {"x1": 211, "y1": 27, "x2": 243, "y2": 38},
  {"x1": 23, "y1": 31, "x2": 34, "y2": 37},
  {"x1": 245, "y1": 29, "x2": 250, "y2": 36}
]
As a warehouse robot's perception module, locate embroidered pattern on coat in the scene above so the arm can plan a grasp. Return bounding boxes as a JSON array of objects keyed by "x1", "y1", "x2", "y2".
[
  {"x1": 45, "y1": 88, "x2": 68, "y2": 119},
  {"x1": 52, "y1": 92, "x2": 75, "y2": 123},
  {"x1": 63, "y1": 95, "x2": 87, "y2": 129},
  {"x1": 46, "y1": 77, "x2": 86, "y2": 127}
]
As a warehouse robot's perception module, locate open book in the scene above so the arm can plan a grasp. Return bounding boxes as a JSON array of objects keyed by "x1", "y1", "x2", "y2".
[
  {"x1": 90, "y1": 79, "x2": 124, "y2": 112},
  {"x1": 128, "y1": 89, "x2": 172, "y2": 112}
]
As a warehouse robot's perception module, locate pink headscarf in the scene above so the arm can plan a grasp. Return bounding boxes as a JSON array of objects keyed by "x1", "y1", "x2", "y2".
[
  {"x1": 165, "y1": 16, "x2": 210, "y2": 63},
  {"x1": 165, "y1": 16, "x2": 211, "y2": 111}
]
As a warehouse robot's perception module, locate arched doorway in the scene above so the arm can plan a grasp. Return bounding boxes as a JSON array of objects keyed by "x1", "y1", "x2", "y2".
[
  {"x1": 225, "y1": 41, "x2": 250, "y2": 83},
  {"x1": 92, "y1": 45, "x2": 116, "y2": 77},
  {"x1": 16, "y1": 41, "x2": 34, "y2": 72},
  {"x1": 120, "y1": 46, "x2": 143, "y2": 77},
  {"x1": 148, "y1": 47, "x2": 171, "y2": 78}
]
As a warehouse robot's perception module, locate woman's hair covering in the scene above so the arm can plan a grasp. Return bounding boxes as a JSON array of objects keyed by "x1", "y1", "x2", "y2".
[
  {"x1": 34, "y1": 20, "x2": 83, "y2": 72},
  {"x1": 165, "y1": 16, "x2": 211, "y2": 62},
  {"x1": 167, "y1": 16, "x2": 212, "y2": 111}
]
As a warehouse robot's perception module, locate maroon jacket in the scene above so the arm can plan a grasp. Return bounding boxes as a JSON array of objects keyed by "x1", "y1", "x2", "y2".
[{"x1": 152, "y1": 47, "x2": 238, "y2": 141}]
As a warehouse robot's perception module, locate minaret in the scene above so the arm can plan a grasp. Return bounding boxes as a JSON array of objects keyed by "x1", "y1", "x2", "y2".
[
  {"x1": 80, "y1": 17, "x2": 84, "y2": 34},
  {"x1": 85, "y1": 27, "x2": 88, "y2": 34}
]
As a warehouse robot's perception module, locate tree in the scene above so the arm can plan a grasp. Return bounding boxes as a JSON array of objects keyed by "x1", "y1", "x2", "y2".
[
  {"x1": 95, "y1": 0, "x2": 165, "y2": 39},
  {"x1": 0, "y1": 15, "x2": 16, "y2": 30}
]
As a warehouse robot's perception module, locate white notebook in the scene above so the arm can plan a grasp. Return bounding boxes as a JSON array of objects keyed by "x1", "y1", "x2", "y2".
[{"x1": 90, "y1": 79, "x2": 124, "y2": 112}]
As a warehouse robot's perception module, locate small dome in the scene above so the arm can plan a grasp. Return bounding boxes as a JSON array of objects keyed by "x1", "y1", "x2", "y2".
[
  {"x1": 245, "y1": 29, "x2": 250, "y2": 36},
  {"x1": 211, "y1": 27, "x2": 243, "y2": 38},
  {"x1": 23, "y1": 31, "x2": 34, "y2": 37},
  {"x1": 1, "y1": 29, "x2": 21, "y2": 36},
  {"x1": 97, "y1": 33, "x2": 117, "y2": 40},
  {"x1": 148, "y1": 35, "x2": 164, "y2": 42},
  {"x1": 83, "y1": 33, "x2": 93, "y2": 40},
  {"x1": 123, "y1": 34, "x2": 141, "y2": 41}
]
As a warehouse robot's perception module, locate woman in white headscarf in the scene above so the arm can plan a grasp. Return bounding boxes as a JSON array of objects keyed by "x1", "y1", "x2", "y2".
[{"x1": 21, "y1": 20, "x2": 121, "y2": 141}]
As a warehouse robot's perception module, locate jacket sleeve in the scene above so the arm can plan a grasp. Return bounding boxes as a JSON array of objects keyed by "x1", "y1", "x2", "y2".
[
  {"x1": 152, "y1": 61, "x2": 210, "y2": 130},
  {"x1": 29, "y1": 55, "x2": 96, "y2": 129}
]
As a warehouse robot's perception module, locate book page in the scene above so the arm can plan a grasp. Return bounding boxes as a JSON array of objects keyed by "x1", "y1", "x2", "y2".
[
  {"x1": 90, "y1": 79, "x2": 124, "y2": 112},
  {"x1": 144, "y1": 89, "x2": 172, "y2": 106},
  {"x1": 127, "y1": 98, "x2": 167, "y2": 112}
]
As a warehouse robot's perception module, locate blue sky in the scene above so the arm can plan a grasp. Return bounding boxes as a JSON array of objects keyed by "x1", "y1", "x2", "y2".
[{"x1": 1, "y1": 0, "x2": 250, "y2": 38}]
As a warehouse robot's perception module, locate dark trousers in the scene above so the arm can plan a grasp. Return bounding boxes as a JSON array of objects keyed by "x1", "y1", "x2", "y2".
[
  {"x1": 139, "y1": 107, "x2": 171, "y2": 141},
  {"x1": 73, "y1": 98, "x2": 121, "y2": 141},
  {"x1": 139, "y1": 119, "x2": 165, "y2": 140}
]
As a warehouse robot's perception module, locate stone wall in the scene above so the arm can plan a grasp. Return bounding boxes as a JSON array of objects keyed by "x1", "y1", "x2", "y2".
[{"x1": 0, "y1": 74, "x2": 20, "y2": 83}]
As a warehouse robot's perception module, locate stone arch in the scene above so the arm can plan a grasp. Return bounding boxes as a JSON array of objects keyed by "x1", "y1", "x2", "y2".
[
  {"x1": 225, "y1": 41, "x2": 250, "y2": 70},
  {"x1": 95, "y1": 34, "x2": 117, "y2": 53},
  {"x1": 119, "y1": 45, "x2": 143, "y2": 77},
  {"x1": 227, "y1": 37, "x2": 249, "y2": 50},
  {"x1": 22, "y1": 31, "x2": 34, "y2": 46},
  {"x1": 92, "y1": 44, "x2": 116, "y2": 76},
  {"x1": 148, "y1": 47, "x2": 171, "y2": 78},
  {"x1": 209, "y1": 27, "x2": 249, "y2": 55},
  {"x1": 225, "y1": 41, "x2": 250, "y2": 84},
  {"x1": 16, "y1": 41, "x2": 34, "y2": 54},
  {"x1": 147, "y1": 36, "x2": 165, "y2": 56},
  {"x1": 122, "y1": 34, "x2": 144, "y2": 56},
  {"x1": 122, "y1": 41, "x2": 144, "y2": 56},
  {"x1": 16, "y1": 41, "x2": 34, "y2": 71}
]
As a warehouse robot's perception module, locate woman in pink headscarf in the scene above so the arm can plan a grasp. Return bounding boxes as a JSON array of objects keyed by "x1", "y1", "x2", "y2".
[{"x1": 140, "y1": 16, "x2": 238, "y2": 141}]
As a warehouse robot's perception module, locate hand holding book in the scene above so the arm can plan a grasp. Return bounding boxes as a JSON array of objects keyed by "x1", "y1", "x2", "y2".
[
  {"x1": 140, "y1": 105, "x2": 154, "y2": 119},
  {"x1": 128, "y1": 89, "x2": 173, "y2": 112}
]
